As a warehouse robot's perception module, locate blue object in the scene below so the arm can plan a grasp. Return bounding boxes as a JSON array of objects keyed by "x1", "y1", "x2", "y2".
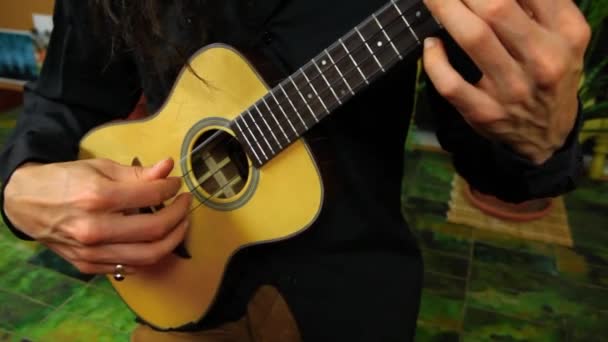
[{"x1": 0, "y1": 31, "x2": 38, "y2": 81}]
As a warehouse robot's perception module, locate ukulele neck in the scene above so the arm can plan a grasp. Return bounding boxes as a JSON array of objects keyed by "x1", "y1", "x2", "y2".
[{"x1": 231, "y1": 0, "x2": 442, "y2": 167}]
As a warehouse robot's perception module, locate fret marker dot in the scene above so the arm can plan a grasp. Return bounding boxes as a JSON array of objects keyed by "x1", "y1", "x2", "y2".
[
  {"x1": 341, "y1": 89, "x2": 347, "y2": 96},
  {"x1": 307, "y1": 94, "x2": 313, "y2": 99},
  {"x1": 377, "y1": 41, "x2": 383, "y2": 47},
  {"x1": 416, "y1": 11, "x2": 421, "y2": 18},
  {"x1": 321, "y1": 60, "x2": 327, "y2": 66}
]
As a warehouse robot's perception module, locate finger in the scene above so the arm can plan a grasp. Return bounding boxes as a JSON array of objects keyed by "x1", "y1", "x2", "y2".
[
  {"x1": 105, "y1": 176, "x2": 183, "y2": 210},
  {"x1": 70, "y1": 217, "x2": 189, "y2": 266},
  {"x1": 423, "y1": 37, "x2": 505, "y2": 125},
  {"x1": 71, "y1": 261, "x2": 137, "y2": 275},
  {"x1": 423, "y1": 0, "x2": 520, "y2": 83},
  {"x1": 96, "y1": 192, "x2": 192, "y2": 244},
  {"x1": 45, "y1": 244, "x2": 137, "y2": 275},
  {"x1": 555, "y1": 2, "x2": 592, "y2": 56},
  {"x1": 98, "y1": 158, "x2": 176, "y2": 182},
  {"x1": 518, "y1": 0, "x2": 590, "y2": 58},
  {"x1": 517, "y1": 0, "x2": 558, "y2": 27},
  {"x1": 461, "y1": 0, "x2": 546, "y2": 62}
]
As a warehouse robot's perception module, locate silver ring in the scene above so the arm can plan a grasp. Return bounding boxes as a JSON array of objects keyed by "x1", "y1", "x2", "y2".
[{"x1": 114, "y1": 264, "x2": 125, "y2": 281}]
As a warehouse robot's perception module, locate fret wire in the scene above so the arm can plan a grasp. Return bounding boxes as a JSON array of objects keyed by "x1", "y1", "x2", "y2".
[
  {"x1": 243, "y1": 110, "x2": 274, "y2": 155},
  {"x1": 410, "y1": 12, "x2": 442, "y2": 46},
  {"x1": 339, "y1": 38, "x2": 369, "y2": 85},
  {"x1": 326, "y1": 45, "x2": 366, "y2": 93},
  {"x1": 290, "y1": 2, "x2": 426, "y2": 116},
  {"x1": 372, "y1": 13, "x2": 402, "y2": 60},
  {"x1": 303, "y1": 8, "x2": 430, "y2": 118},
  {"x1": 383, "y1": 12, "x2": 413, "y2": 52},
  {"x1": 288, "y1": 75, "x2": 319, "y2": 123},
  {"x1": 245, "y1": 110, "x2": 274, "y2": 155},
  {"x1": 253, "y1": 103, "x2": 283, "y2": 148},
  {"x1": 261, "y1": 97, "x2": 290, "y2": 142},
  {"x1": 241, "y1": 114, "x2": 269, "y2": 160},
  {"x1": 250, "y1": 107, "x2": 279, "y2": 152},
  {"x1": 354, "y1": 27, "x2": 385, "y2": 72},
  {"x1": 278, "y1": 83, "x2": 308, "y2": 130},
  {"x1": 304, "y1": 53, "x2": 352, "y2": 102},
  {"x1": 234, "y1": 117, "x2": 263, "y2": 165},
  {"x1": 299, "y1": 67, "x2": 330, "y2": 114},
  {"x1": 236, "y1": 0, "x2": 439, "y2": 164},
  {"x1": 269, "y1": 92, "x2": 299, "y2": 136},
  {"x1": 281, "y1": 3, "x2": 419, "y2": 128},
  {"x1": 352, "y1": 34, "x2": 415, "y2": 90},
  {"x1": 311, "y1": 59, "x2": 342, "y2": 105},
  {"x1": 325, "y1": 49, "x2": 354, "y2": 95},
  {"x1": 391, "y1": 0, "x2": 420, "y2": 44}
]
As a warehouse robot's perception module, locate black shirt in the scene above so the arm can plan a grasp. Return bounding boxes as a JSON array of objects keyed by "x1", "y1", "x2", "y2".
[{"x1": 0, "y1": 0, "x2": 583, "y2": 339}]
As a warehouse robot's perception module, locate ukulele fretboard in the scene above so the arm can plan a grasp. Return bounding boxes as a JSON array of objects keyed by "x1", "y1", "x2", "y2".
[{"x1": 230, "y1": 0, "x2": 442, "y2": 167}]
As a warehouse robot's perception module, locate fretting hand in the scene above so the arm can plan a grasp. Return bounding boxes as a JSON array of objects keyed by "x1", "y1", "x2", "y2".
[
  {"x1": 423, "y1": 0, "x2": 591, "y2": 165},
  {"x1": 3, "y1": 158, "x2": 192, "y2": 275}
]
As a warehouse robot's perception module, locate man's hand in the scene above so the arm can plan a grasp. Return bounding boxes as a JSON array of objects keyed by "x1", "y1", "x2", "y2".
[
  {"x1": 3, "y1": 158, "x2": 192, "y2": 275},
  {"x1": 423, "y1": 0, "x2": 591, "y2": 165}
]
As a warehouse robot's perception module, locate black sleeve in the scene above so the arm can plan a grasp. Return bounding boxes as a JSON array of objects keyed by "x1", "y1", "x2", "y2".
[
  {"x1": 426, "y1": 33, "x2": 584, "y2": 203},
  {"x1": 0, "y1": 0, "x2": 142, "y2": 239}
]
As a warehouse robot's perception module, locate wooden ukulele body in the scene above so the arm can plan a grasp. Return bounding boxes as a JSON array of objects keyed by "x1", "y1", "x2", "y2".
[{"x1": 79, "y1": 45, "x2": 323, "y2": 329}]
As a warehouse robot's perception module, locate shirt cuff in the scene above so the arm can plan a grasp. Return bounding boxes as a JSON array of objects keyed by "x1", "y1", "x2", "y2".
[{"x1": 490, "y1": 98, "x2": 584, "y2": 200}]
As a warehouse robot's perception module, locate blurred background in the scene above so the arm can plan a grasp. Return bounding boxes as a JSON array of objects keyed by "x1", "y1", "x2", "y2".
[{"x1": 0, "y1": 0, "x2": 607, "y2": 341}]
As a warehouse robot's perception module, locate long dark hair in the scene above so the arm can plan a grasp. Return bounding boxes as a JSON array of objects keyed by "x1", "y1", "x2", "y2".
[{"x1": 94, "y1": 1, "x2": 211, "y2": 76}]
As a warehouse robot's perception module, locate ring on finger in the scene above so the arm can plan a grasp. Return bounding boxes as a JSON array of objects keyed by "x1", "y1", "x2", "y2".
[{"x1": 114, "y1": 264, "x2": 126, "y2": 281}]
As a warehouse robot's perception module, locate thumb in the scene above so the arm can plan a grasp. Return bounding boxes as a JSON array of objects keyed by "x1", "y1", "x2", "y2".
[
  {"x1": 142, "y1": 158, "x2": 175, "y2": 180},
  {"x1": 102, "y1": 158, "x2": 177, "y2": 182}
]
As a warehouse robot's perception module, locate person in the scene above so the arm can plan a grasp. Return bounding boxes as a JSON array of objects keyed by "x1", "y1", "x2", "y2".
[{"x1": 0, "y1": 0, "x2": 590, "y2": 341}]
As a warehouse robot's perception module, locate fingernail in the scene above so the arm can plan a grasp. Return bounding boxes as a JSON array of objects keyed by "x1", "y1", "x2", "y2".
[{"x1": 424, "y1": 37, "x2": 438, "y2": 49}]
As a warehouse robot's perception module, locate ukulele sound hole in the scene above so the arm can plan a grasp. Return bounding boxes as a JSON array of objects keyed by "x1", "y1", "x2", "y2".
[{"x1": 190, "y1": 129, "x2": 249, "y2": 201}]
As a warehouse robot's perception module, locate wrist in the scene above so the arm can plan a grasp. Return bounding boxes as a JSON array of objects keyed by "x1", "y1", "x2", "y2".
[{"x1": 503, "y1": 97, "x2": 583, "y2": 166}]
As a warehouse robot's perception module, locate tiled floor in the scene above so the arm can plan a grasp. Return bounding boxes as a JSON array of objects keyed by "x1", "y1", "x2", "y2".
[
  {"x1": 0, "y1": 108, "x2": 136, "y2": 341},
  {"x1": 1, "y1": 108, "x2": 608, "y2": 341},
  {"x1": 403, "y1": 148, "x2": 608, "y2": 341}
]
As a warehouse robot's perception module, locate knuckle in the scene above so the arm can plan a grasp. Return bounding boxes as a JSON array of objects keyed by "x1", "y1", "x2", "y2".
[
  {"x1": 478, "y1": 0, "x2": 509, "y2": 21},
  {"x1": 573, "y1": 21, "x2": 591, "y2": 51},
  {"x1": 72, "y1": 222, "x2": 102, "y2": 246},
  {"x1": 435, "y1": 75, "x2": 462, "y2": 101},
  {"x1": 148, "y1": 221, "x2": 169, "y2": 240},
  {"x1": 532, "y1": 53, "x2": 568, "y2": 87},
  {"x1": 74, "y1": 248, "x2": 93, "y2": 261},
  {"x1": 141, "y1": 251, "x2": 162, "y2": 266},
  {"x1": 74, "y1": 262, "x2": 97, "y2": 274},
  {"x1": 152, "y1": 189, "x2": 167, "y2": 205},
  {"x1": 507, "y1": 79, "x2": 532, "y2": 103},
  {"x1": 74, "y1": 181, "x2": 113, "y2": 211},
  {"x1": 461, "y1": 25, "x2": 492, "y2": 51},
  {"x1": 92, "y1": 158, "x2": 113, "y2": 168},
  {"x1": 424, "y1": 0, "x2": 443, "y2": 16}
]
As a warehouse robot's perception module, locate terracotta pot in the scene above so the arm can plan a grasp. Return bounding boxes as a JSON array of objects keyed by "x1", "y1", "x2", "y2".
[{"x1": 464, "y1": 183, "x2": 553, "y2": 222}]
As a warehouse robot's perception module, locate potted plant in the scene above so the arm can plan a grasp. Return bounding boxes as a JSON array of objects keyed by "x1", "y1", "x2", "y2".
[{"x1": 578, "y1": 0, "x2": 608, "y2": 180}]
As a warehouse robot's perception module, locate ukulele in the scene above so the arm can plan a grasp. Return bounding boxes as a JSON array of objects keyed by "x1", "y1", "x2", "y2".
[{"x1": 79, "y1": 0, "x2": 441, "y2": 330}]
